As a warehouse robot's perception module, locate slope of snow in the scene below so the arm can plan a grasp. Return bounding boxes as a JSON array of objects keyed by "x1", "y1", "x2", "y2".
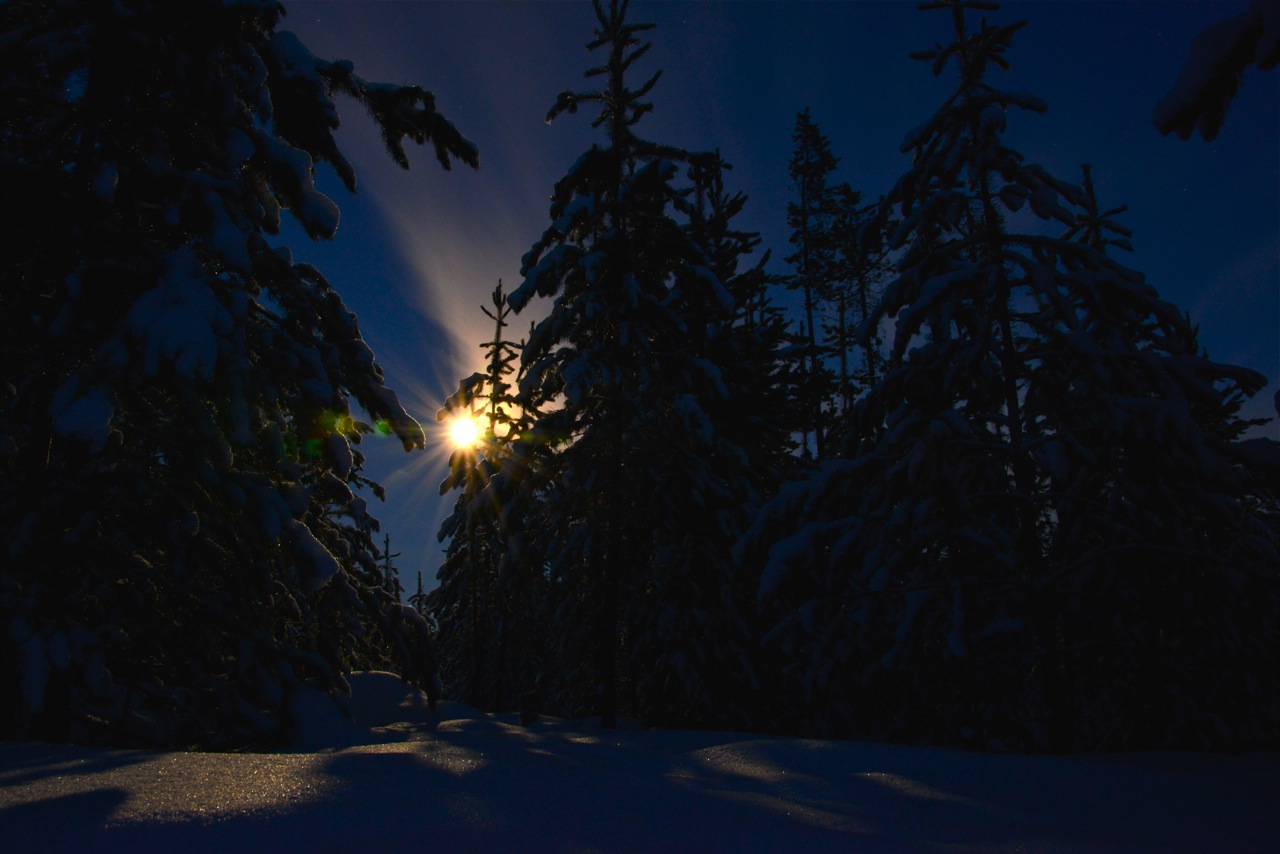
[{"x1": 1, "y1": 672, "x2": 1276, "y2": 853}]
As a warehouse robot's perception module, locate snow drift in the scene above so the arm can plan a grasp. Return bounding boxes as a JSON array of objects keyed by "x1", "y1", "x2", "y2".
[{"x1": 1, "y1": 672, "x2": 1277, "y2": 852}]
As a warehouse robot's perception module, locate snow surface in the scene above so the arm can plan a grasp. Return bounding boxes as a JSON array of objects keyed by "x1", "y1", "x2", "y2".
[{"x1": 1, "y1": 672, "x2": 1276, "y2": 853}]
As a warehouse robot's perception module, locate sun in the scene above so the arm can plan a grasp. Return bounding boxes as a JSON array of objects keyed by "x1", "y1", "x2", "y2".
[{"x1": 447, "y1": 415, "x2": 482, "y2": 450}]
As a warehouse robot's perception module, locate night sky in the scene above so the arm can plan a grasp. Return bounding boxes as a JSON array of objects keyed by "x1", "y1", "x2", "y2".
[{"x1": 278, "y1": 1, "x2": 1278, "y2": 588}]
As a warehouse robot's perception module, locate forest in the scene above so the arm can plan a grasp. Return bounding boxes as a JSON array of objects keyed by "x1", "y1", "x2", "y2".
[{"x1": 2, "y1": 0, "x2": 1277, "y2": 758}]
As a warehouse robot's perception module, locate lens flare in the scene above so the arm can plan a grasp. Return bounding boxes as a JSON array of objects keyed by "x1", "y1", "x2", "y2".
[{"x1": 448, "y1": 415, "x2": 481, "y2": 449}]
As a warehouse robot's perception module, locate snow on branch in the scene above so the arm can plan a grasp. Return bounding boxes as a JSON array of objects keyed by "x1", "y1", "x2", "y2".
[{"x1": 1154, "y1": 0, "x2": 1280, "y2": 141}]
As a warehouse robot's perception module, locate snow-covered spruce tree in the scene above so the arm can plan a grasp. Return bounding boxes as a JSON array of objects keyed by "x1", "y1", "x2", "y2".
[
  {"x1": 504, "y1": 0, "x2": 759, "y2": 729},
  {"x1": 674, "y1": 151, "x2": 803, "y2": 726},
  {"x1": 743, "y1": 0, "x2": 1279, "y2": 751},
  {"x1": 430, "y1": 282, "x2": 542, "y2": 712},
  {"x1": 1154, "y1": 0, "x2": 1279, "y2": 141},
  {"x1": 785, "y1": 108, "x2": 842, "y2": 460},
  {"x1": 0, "y1": 0, "x2": 476, "y2": 747},
  {"x1": 679, "y1": 150, "x2": 798, "y2": 499}
]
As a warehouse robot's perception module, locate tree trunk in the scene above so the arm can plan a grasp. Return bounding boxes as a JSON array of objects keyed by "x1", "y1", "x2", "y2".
[{"x1": 597, "y1": 519, "x2": 619, "y2": 728}]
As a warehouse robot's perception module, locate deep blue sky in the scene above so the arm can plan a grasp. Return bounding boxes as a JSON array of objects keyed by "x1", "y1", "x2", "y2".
[{"x1": 281, "y1": 1, "x2": 1279, "y2": 588}]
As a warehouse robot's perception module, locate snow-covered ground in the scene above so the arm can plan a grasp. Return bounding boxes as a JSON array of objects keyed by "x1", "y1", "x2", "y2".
[{"x1": 1, "y1": 673, "x2": 1276, "y2": 853}]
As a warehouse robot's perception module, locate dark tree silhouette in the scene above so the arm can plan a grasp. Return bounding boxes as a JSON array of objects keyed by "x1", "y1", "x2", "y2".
[
  {"x1": 431, "y1": 282, "x2": 538, "y2": 712},
  {"x1": 1154, "y1": 0, "x2": 1279, "y2": 141},
  {"x1": 0, "y1": 0, "x2": 476, "y2": 747},
  {"x1": 504, "y1": 0, "x2": 762, "y2": 728},
  {"x1": 785, "y1": 108, "x2": 841, "y2": 458},
  {"x1": 744, "y1": 0, "x2": 1279, "y2": 752}
]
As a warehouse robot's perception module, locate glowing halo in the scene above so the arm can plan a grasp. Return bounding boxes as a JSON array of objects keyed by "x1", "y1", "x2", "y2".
[{"x1": 447, "y1": 415, "x2": 481, "y2": 450}]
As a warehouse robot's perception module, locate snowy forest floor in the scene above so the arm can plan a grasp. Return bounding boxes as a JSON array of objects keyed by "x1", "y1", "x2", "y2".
[{"x1": 1, "y1": 673, "x2": 1276, "y2": 853}]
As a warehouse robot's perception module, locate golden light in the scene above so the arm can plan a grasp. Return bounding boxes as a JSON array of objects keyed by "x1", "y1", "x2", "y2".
[{"x1": 447, "y1": 415, "x2": 482, "y2": 449}]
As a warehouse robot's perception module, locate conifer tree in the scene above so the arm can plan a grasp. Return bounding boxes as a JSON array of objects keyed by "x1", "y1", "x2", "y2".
[
  {"x1": 680, "y1": 151, "x2": 798, "y2": 496},
  {"x1": 1154, "y1": 0, "x2": 1279, "y2": 141},
  {"x1": 431, "y1": 282, "x2": 536, "y2": 711},
  {"x1": 409, "y1": 571, "x2": 431, "y2": 621},
  {"x1": 380, "y1": 534, "x2": 404, "y2": 601},
  {"x1": 0, "y1": 0, "x2": 476, "y2": 746},
  {"x1": 744, "y1": 0, "x2": 1279, "y2": 751},
  {"x1": 817, "y1": 182, "x2": 889, "y2": 416},
  {"x1": 826, "y1": 182, "x2": 893, "y2": 415},
  {"x1": 785, "y1": 108, "x2": 841, "y2": 458},
  {"x1": 505, "y1": 0, "x2": 759, "y2": 728},
  {"x1": 822, "y1": 183, "x2": 862, "y2": 416}
]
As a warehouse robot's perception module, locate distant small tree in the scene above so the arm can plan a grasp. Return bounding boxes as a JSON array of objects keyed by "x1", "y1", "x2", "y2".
[
  {"x1": 785, "y1": 108, "x2": 841, "y2": 458},
  {"x1": 408, "y1": 571, "x2": 432, "y2": 621},
  {"x1": 380, "y1": 534, "x2": 404, "y2": 601},
  {"x1": 823, "y1": 182, "x2": 893, "y2": 416}
]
